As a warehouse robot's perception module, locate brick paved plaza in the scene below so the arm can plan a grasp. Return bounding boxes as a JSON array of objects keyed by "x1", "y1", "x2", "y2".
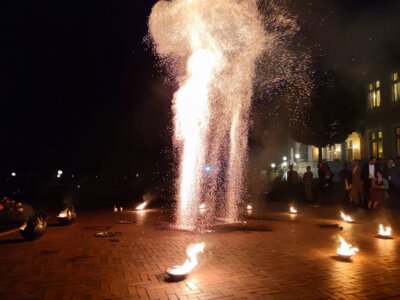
[{"x1": 1, "y1": 204, "x2": 400, "y2": 300}]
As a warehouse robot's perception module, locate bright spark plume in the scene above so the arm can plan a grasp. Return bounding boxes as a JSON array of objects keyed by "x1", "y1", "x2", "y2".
[
  {"x1": 148, "y1": 0, "x2": 307, "y2": 230},
  {"x1": 149, "y1": 0, "x2": 266, "y2": 230}
]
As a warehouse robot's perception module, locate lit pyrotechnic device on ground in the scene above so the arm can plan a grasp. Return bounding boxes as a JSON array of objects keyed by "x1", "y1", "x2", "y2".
[
  {"x1": 246, "y1": 204, "x2": 252, "y2": 210},
  {"x1": 378, "y1": 224, "x2": 393, "y2": 239},
  {"x1": 337, "y1": 236, "x2": 359, "y2": 259},
  {"x1": 199, "y1": 203, "x2": 206, "y2": 210},
  {"x1": 20, "y1": 213, "x2": 47, "y2": 240},
  {"x1": 340, "y1": 211, "x2": 354, "y2": 223},
  {"x1": 57, "y1": 208, "x2": 77, "y2": 225},
  {"x1": 166, "y1": 242, "x2": 205, "y2": 281},
  {"x1": 289, "y1": 206, "x2": 298, "y2": 214},
  {"x1": 136, "y1": 202, "x2": 148, "y2": 211}
]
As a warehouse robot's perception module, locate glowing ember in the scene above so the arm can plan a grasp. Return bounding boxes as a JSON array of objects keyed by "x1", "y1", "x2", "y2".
[
  {"x1": 337, "y1": 236, "x2": 359, "y2": 258},
  {"x1": 340, "y1": 211, "x2": 354, "y2": 223},
  {"x1": 136, "y1": 202, "x2": 148, "y2": 211},
  {"x1": 378, "y1": 224, "x2": 392, "y2": 237},
  {"x1": 58, "y1": 209, "x2": 68, "y2": 218},
  {"x1": 290, "y1": 206, "x2": 298, "y2": 214},
  {"x1": 246, "y1": 204, "x2": 252, "y2": 210},
  {"x1": 166, "y1": 242, "x2": 205, "y2": 277},
  {"x1": 199, "y1": 203, "x2": 206, "y2": 209}
]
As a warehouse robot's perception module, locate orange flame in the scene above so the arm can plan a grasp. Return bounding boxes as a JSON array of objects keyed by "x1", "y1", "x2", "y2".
[
  {"x1": 378, "y1": 224, "x2": 392, "y2": 237},
  {"x1": 136, "y1": 202, "x2": 148, "y2": 211},
  {"x1": 340, "y1": 211, "x2": 354, "y2": 223},
  {"x1": 246, "y1": 204, "x2": 252, "y2": 210},
  {"x1": 290, "y1": 206, "x2": 298, "y2": 214},
  {"x1": 167, "y1": 242, "x2": 205, "y2": 276},
  {"x1": 337, "y1": 236, "x2": 359, "y2": 257},
  {"x1": 58, "y1": 209, "x2": 68, "y2": 218}
]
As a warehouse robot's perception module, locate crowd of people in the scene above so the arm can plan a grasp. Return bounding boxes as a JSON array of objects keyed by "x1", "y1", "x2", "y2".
[{"x1": 284, "y1": 156, "x2": 400, "y2": 209}]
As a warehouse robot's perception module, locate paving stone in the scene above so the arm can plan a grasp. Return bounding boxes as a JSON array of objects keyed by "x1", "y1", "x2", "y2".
[{"x1": 1, "y1": 205, "x2": 400, "y2": 299}]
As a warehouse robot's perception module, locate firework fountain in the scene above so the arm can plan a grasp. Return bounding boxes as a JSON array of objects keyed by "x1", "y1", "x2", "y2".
[{"x1": 149, "y1": 0, "x2": 309, "y2": 230}]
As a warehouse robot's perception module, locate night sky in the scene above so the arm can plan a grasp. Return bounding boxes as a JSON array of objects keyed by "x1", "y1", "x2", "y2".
[{"x1": 1, "y1": 0, "x2": 400, "y2": 176}]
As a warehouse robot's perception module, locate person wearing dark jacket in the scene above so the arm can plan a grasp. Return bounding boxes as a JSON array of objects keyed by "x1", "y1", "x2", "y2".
[
  {"x1": 361, "y1": 156, "x2": 380, "y2": 208},
  {"x1": 387, "y1": 158, "x2": 400, "y2": 208},
  {"x1": 339, "y1": 163, "x2": 352, "y2": 203}
]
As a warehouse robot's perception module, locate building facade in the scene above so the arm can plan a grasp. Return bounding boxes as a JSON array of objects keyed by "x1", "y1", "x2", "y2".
[
  {"x1": 287, "y1": 69, "x2": 400, "y2": 164},
  {"x1": 363, "y1": 70, "x2": 400, "y2": 160}
]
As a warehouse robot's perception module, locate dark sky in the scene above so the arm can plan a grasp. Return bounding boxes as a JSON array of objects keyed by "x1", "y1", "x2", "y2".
[{"x1": 1, "y1": 0, "x2": 400, "y2": 176}]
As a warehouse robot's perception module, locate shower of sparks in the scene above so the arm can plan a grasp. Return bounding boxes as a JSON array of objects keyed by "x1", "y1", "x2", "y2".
[{"x1": 148, "y1": 0, "x2": 308, "y2": 230}]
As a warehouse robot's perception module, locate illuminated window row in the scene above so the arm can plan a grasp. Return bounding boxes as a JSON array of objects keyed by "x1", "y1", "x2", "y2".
[{"x1": 368, "y1": 72, "x2": 400, "y2": 109}]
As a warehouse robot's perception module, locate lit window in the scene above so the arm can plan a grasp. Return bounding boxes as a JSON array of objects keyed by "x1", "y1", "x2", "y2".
[
  {"x1": 396, "y1": 127, "x2": 400, "y2": 157},
  {"x1": 392, "y1": 72, "x2": 400, "y2": 103},
  {"x1": 345, "y1": 132, "x2": 361, "y2": 161},
  {"x1": 327, "y1": 144, "x2": 342, "y2": 160},
  {"x1": 369, "y1": 130, "x2": 383, "y2": 159},
  {"x1": 368, "y1": 80, "x2": 381, "y2": 109}
]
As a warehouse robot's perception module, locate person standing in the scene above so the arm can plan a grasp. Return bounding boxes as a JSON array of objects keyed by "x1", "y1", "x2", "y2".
[
  {"x1": 361, "y1": 156, "x2": 380, "y2": 208},
  {"x1": 387, "y1": 158, "x2": 400, "y2": 208},
  {"x1": 339, "y1": 163, "x2": 352, "y2": 204},
  {"x1": 368, "y1": 171, "x2": 389, "y2": 209},
  {"x1": 287, "y1": 164, "x2": 299, "y2": 200},
  {"x1": 321, "y1": 162, "x2": 334, "y2": 204},
  {"x1": 303, "y1": 166, "x2": 313, "y2": 202},
  {"x1": 349, "y1": 160, "x2": 363, "y2": 206}
]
